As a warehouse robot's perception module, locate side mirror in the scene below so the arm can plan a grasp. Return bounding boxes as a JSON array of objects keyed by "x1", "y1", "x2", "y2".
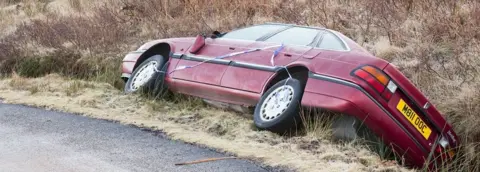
[
  {"x1": 210, "y1": 31, "x2": 222, "y2": 39},
  {"x1": 189, "y1": 34, "x2": 205, "y2": 54}
]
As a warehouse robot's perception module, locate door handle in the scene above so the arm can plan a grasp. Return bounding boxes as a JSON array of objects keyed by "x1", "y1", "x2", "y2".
[
  {"x1": 229, "y1": 47, "x2": 235, "y2": 50},
  {"x1": 284, "y1": 53, "x2": 292, "y2": 57}
]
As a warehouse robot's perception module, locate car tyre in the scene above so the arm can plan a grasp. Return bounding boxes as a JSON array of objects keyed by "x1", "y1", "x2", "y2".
[
  {"x1": 124, "y1": 55, "x2": 168, "y2": 97},
  {"x1": 254, "y1": 78, "x2": 304, "y2": 134}
]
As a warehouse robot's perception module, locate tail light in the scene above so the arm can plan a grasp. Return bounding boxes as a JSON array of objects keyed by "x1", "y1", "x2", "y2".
[
  {"x1": 434, "y1": 136, "x2": 455, "y2": 161},
  {"x1": 351, "y1": 65, "x2": 397, "y2": 100},
  {"x1": 428, "y1": 136, "x2": 456, "y2": 171}
]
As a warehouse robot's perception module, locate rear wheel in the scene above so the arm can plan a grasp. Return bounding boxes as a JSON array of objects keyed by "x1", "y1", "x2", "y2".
[
  {"x1": 253, "y1": 78, "x2": 304, "y2": 134},
  {"x1": 124, "y1": 55, "x2": 168, "y2": 97}
]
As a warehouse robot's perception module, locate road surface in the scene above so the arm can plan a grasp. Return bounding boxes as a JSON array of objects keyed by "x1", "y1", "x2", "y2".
[{"x1": 0, "y1": 102, "x2": 276, "y2": 172}]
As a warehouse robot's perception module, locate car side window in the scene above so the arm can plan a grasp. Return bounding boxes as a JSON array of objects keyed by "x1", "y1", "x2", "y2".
[
  {"x1": 317, "y1": 31, "x2": 348, "y2": 51},
  {"x1": 220, "y1": 25, "x2": 286, "y2": 41},
  {"x1": 263, "y1": 27, "x2": 320, "y2": 46}
]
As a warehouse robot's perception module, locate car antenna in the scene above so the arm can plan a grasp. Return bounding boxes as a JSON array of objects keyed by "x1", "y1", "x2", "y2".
[{"x1": 200, "y1": 16, "x2": 214, "y2": 36}]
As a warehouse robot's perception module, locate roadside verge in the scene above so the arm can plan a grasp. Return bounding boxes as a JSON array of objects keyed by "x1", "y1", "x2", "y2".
[{"x1": 0, "y1": 74, "x2": 407, "y2": 172}]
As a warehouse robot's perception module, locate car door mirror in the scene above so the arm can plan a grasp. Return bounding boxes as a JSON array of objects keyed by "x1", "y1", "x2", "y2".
[
  {"x1": 210, "y1": 31, "x2": 222, "y2": 39},
  {"x1": 189, "y1": 34, "x2": 206, "y2": 54}
]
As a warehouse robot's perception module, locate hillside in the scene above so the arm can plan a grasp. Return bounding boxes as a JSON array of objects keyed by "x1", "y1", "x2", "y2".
[{"x1": 1, "y1": 0, "x2": 479, "y2": 171}]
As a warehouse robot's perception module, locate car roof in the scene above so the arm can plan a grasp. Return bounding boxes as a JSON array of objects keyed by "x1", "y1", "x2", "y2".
[
  {"x1": 269, "y1": 23, "x2": 375, "y2": 53},
  {"x1": 257, "y1": 22, "x2": 352, "y2": 51},
  {"x1": 262, "y1": 22, "x2": 327, "y2": 30},
  {"x1": 220, "y1": 22, "x2": 372, "y2": 53}
]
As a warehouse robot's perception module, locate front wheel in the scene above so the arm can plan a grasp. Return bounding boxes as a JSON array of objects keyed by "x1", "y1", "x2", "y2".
[
  {"x1": 124, "y1": 55, "x2": 168, "y2": 97},
  {"x1": 253, "y1": 78, "x2": 304, "y2": 134}
]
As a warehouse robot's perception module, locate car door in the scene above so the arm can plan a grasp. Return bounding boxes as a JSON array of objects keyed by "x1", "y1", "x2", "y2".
[
  {"x1": 171, "y1": 24, "x2": 289, "y2": 86},
  {"x1": 171, "y1": 38, "x2": 252, "y2": 86},
  {"x1": 221, "y1": 27, "x2": 323, "y2": 93},
  {"x1": 170, "y1": 24, "x2": 289, "y2": 102}
]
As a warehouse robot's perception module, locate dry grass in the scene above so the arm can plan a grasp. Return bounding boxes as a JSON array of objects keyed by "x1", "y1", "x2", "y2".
[{"x1": 0, "y1": 0, "x2": 479, "y2": 171}]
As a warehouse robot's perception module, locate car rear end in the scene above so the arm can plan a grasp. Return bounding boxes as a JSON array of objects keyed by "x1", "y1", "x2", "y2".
[{"x1": 350, "y1": 63, "x2": 460, "y2": 168}]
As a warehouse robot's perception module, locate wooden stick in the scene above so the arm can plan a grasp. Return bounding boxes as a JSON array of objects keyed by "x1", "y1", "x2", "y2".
[{"x1": 175, "y1": 157, "x2": 238, "y2": 166}]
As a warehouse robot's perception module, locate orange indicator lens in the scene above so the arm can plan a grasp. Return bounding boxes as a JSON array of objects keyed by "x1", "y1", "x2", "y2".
[{"x1": 362, "y1": 66, "x2": 389, "y2": 85}]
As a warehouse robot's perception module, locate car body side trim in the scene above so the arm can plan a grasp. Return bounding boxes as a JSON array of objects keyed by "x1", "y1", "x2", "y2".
[
  {"x1": 172, "y1": 53, "x2": 182, "y2": 59},
  {"x1": 181, "y1": 54, "x2": 232, "y2": 65},
  {"x1": 308, "y1": 72, "x2": 427, "y2": 154},
  {"x1": 230, "y1": 61, "x2": 282, "y2": 72},
  {"x1": 174, "y1": 53, "x2": 281, "y2": 72}
]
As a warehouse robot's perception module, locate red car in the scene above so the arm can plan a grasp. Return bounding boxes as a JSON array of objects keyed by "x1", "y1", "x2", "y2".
[{"x1": 120, "y1": 23, "x2": 459, "y2": 168}]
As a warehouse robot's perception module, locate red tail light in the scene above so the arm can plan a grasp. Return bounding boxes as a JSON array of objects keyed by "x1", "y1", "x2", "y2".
[
  {"x1": 351, "y1": 65, "x2": 397, "y2": 100},
  {"x1": 434, "y1": 136, "x2": 455, "y2": 161},
  {"x1": 382, "y1": 90, "x2": 393, "y2": 100}
]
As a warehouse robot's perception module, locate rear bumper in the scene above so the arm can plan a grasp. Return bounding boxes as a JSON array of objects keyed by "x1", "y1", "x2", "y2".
[{"x1": 303, "y1": 72, "x2": 429, "y2": 167}]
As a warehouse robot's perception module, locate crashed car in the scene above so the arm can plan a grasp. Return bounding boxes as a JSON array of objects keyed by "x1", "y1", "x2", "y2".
[{"x1": 120, "y1": 23, "x2": 459, "y2": 168}]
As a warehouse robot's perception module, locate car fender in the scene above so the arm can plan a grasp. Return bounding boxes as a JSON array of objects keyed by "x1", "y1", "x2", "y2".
[
  {"x1": 137, "y1": 39, "x2": 177, "y2": 51},
  {"x1": 121, "y1": 40, "x2": 178, "y2": 79},
  {"x1": 260, "y1": 61, "x2": 314, "y2": 95},
  {"x1": 281, "y1": 58, "x2": 366, "y2": 115},
  {"x1": 132, "y1": 41, "x2": 178, "y2": 70}
]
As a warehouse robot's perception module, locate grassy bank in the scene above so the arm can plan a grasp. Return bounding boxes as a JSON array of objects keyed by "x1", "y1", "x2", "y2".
[{"x1": 1, "y1": 0, "x2": 479, "y2": 171}]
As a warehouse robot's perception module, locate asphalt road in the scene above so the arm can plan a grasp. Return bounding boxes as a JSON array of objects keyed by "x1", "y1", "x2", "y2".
[{"x1": 0, "y1": 102, "x2": 274, "y2": 172}]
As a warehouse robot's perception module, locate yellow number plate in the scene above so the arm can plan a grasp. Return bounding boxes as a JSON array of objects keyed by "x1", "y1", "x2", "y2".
[{"x1": 396, "y1": 99, "x2": 432, "y2": 140}]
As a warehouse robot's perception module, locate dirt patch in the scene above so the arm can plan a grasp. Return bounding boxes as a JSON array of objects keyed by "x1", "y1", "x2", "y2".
[{"x1": 0, "y1": 74, "x2": 408, "y2": 172}]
